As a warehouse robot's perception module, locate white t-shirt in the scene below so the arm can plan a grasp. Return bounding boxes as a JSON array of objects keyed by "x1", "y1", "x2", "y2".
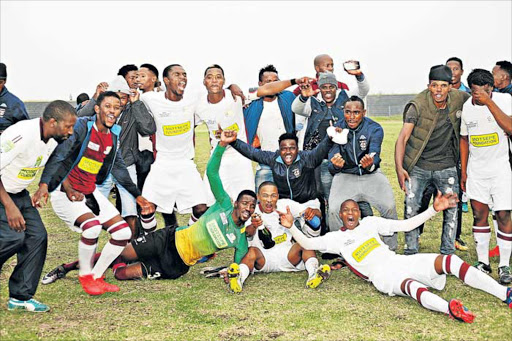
[
  {"x1": 256, "y1": 99, "x2": 286, "y2": 152},
  {"x1": 195, "y1": 89, "x2": 248, "y2": 157},
  {"x1": 0, "y1": 118, "x2": 58, "y2": 194},
  {"x1": 460, "y1": 92, "x2": 512, "y2": 179},
  {"x1": 140, "y1": 91, "x2": 198, "y2": 160}
]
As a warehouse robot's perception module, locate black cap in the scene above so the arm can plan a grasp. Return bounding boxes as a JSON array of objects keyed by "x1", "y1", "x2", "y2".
[
  {"x1": 0, "y1": 63, "x2": 6, "y2": 79},
  {"x1": 429, "y1": 65, "x2": 452, "y2": 83}
]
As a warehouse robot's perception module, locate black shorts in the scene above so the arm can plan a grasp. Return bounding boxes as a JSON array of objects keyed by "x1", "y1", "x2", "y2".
[{"x1": 131, "y1": 226, "x2": 189, "y2": 279}]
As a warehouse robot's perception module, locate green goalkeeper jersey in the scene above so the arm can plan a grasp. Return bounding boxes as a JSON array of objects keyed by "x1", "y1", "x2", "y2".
[{"x1": 175, "y1": 145, "x2": 248, "y2": 266}]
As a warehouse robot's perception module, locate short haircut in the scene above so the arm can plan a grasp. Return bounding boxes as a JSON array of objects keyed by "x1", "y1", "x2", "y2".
[
  {"x1": 117, "y1": 64, "x2": 138, "y2": 78},
  {"x1": 467, "y1": 69, "x2": 494, "y2": 88},
  {"x1": 96, "y1": 91, "x2": 120, "y2": 106},
  {"x1": 204, "y1": 64, "x2": 224, "y2": 77},
  {"x1": 446, "y1": 57, "x2": 463, "y2": 70},
  {"x1": 278, "y1": 132, "x2": 298, "y2": 145},
  {"x1": 76, "y1": 93, "x2": 90, "y2": 105},
  {"x1": 163, "y1": 64, "x2": 183, "y2": 79},
  {"x1": 343, "y1": 95, "x2": 365, "y2": 110},
  {"x1": 259, "y1": 64, "x2": 278, "y2": 82},
  {"x1": 496, "y1": 60, "x2": 512, "y2": 78},
  {"x1": 42, "y1": 100, "x2": 77, "y2": 122},
  {"x1": 140, "y1": 63, "x2": 159, "y2": 79},
  {"x1": 236, "y1": 189, "x2": 257, "y2": 202},
  {"x1": 340, "y1": 199, "x2": 359, "y2": 211},
  {"x1": 258, "y1": 181, "x2": 277, "y2": 193}
]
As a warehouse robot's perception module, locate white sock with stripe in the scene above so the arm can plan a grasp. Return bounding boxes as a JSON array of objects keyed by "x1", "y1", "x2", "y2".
[
  {"x1": 497, "y1": 230, "x2": 512, "y2": 268},
  {"x1": 78, "y1": 219, "x2": 102, "y2": 276},
  {"x1": 402, "y1": 279, "x2": 448, "y2": 314},
  {"x1": 305, "y1": 257, "x2": 319, "y2": 279},
  {"x1": 239, "y1": 263, "x2": 250, "y2": 286},
  {"x1": 92, "y1": 221, "x2": 131, "y2": 279},
  {"x1": 188, "y1": 213, "x2": 199, "y2": 226},
  {"x1": 473, "y1": 226, "x2": 490, "y2": 265}
]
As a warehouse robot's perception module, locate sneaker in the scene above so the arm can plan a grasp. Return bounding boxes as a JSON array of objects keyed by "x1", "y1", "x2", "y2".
[
  {"x1": 489, "y1": 245, "x2": 500, "y2": 258},
  {"x1": 455, "y1": 238, "x2": 468, "y2": 252},
  {"x1": 462, "y1": 202, "x2": 469, "y2": 213},
  {"x1": 504, "y1": 288, "x2": 512, "y2": 309},
  {"x1": 41, "y1": 264, "x2": 67, "y2": 285},
  {"x1": 7, "y1": 298, "x2": 50, "y2": 312},
  {"x1": 200, "y1": 265, "x2": 227, "y2": 276},
  {"x1": 227, "y1": 263, "x2": 242, "y2": 293},
  {"x1": 306, "y1": 264, "x2": 331, "y2": 289},
  {"x1": 97, "y1": 276, "x2": 120, "y2": 293},
  {"x1": 78, "y1": 274, "x2": 104, "y2": 296},
  {"x1": 448, "y1": 299, "x2": 475, "y2": 323},
  {"x1": 474, "y1": 261, "x2": 492, "y2": 274},
  {"x1": 498, "y1": 266, "x2": 512, "y2": 285}
]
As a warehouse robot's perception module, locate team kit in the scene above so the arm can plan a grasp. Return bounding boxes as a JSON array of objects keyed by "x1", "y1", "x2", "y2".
[{"x1": 0, "y1": 58, "x2": 511, "y2": 324}]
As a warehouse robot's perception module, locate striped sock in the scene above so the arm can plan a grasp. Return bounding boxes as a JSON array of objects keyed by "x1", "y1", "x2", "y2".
[
  {"x1": 497, "y1": 230, "x2": 512, "y2": 268},
  {"x1": 402, "y1": 279, "x2": 448, "y2": 314},
  {"x1": 473, "y1": 226, "x2": 490, "y2": 265}
]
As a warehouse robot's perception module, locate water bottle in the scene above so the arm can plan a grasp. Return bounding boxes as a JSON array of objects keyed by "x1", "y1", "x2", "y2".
[{"x1": 303, "y1": 214, "x2": 321, "y2": 231}]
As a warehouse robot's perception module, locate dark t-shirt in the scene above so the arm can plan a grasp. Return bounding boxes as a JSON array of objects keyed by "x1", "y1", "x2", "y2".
[{"x1": 405, "y1": 105, "x2": 457, "y2": 171}]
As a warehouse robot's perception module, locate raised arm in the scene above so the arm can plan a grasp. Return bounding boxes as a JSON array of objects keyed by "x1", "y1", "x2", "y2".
[
  {"x1": 473, "y1": 89, "x2": 512, "y2": 134},
  {"x1": 256, "y1": 77, "x2": 312, "y2": 98},
  {"x1": 207, "y1": 136, "x2": 231, "y2": 208}
]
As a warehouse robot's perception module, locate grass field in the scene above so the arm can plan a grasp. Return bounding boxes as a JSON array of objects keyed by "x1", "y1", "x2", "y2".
[{"x1": 1, "y1": 119, "x2": 511, "y2": 341}]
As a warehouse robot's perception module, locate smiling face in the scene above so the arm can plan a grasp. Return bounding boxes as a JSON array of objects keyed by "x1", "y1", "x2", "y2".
[
  {"x1": 258, "y1": 184, "x2": 279, "y2": 214},
  {"x1": 204, "y1": 67, "x2": 225, "y2": 95},
  {"x1": 446, "y1": 60, "x2": 463, "y2": 87},
  {"x1": 164, "y1": 65, "x2": 187, "y2": 97},
  {"x1": 339, "y1": 200, "x2": 361, "y2": 230},
  {"x1": 279, "y1": 139, "x2": 298, "y2": 166},
  {"x1": 94, "y1": 95, "x2": 121, "y2": 130},
  {"x1": 428, "y1": 80, "x2": 451, "y2": 107},
  {"x1": 343, "y1": 101, "x2": 365, "y2": 129},
  {"x1": 234, "y1": 194, "x2": 257, "y2": 223}
]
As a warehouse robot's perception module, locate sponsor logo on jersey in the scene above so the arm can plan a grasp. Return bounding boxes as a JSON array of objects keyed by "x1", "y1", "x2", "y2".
[
  {"x1": 466, "y1": 121, "x2": 478, "y2": 129},
  {"x1": 470, "y1": 133, "x2": 499, "y2": 147},
  {"x1": 359, "y1": 135, "x2": 367, "y2": 151},
  {"x1": 344, "y1": 239, "x2": 355, "y2": 246},
  {"x1": 352, "y1": 237, "x2": 380, "y2": 262},
  {"x1": 226, "y1": 233, "x2": 236, "y2": 243},
  {"x1": 17, "y1": 167, "x2": 39, "y2": 180},
  {"x1": 206, "y1": 220, "x2": 228, "y2": 248},
  {"x1": 220, "y1": 212, "x2": 228, "y2": 226},
  {"x1": 213, "y1": 123, "x2": 239, "y2": 137},
  {"x1": 162, "y1": 122, "x2": 191, "y2": 136},
  {"x1": 87, "y1": 141, "x2": 100, "y2": 151},
  {"x1": 1, "y1": 140, "x2": 15, "y2": 153},
  {"x1": 273, "y1": 233, "x2": 287, "y2": 244},
  {"x1": 77, "y1": 157, "x2": 103, "y2": 174}
]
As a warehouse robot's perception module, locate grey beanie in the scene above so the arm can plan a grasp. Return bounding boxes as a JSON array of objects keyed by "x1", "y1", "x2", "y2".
[{"x1": 317, "y1": 72, "x2": 338, "y2": 89}]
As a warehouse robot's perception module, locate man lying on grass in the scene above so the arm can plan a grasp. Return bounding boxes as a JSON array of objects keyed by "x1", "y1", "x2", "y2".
[
  {"x1": 277, "y1": 193, "x2": 512, "y2": 323},
  {"x1": 42, "y1": 130, "x2": 256, "y2": 282}
]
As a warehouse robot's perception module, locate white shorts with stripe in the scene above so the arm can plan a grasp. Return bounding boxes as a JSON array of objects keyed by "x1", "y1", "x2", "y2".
[
  {"x1": 466, "y1": 172, "x2": 512, "y2": 211},
  {"x1": 142, "y1": 157, "x2": 207, "y2": 214},
  {"x1": 253, "y1": 242, "x2": 305, "y2": 273},
  {"x1": 50, "y1": 186, "x2": 120, "y2": 231},
  {"x1": 369, "y1": 253, "x2": 446, "y2": 297}
]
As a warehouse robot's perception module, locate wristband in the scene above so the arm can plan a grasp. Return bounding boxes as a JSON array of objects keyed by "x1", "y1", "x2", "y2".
[{"x1": 290, "y1": 79, "x2": 297, "y2": 86}]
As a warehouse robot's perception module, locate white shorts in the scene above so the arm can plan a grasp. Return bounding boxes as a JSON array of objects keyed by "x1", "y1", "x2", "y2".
[
  {"x1": 370, "y1": 253, "x2": 446, "y2": 297},
  {"x1": 142, "y1": 158, "x2": 207, "y2": 214},
  {"x1": 253, "y1": 243, "x2": 305, "y2": 273},
  {"x1": 203, "y1": 153, "x2": 254, "y2": 206},
  {"x1": 50, "y1": 187, "x2": 120, "y2": 231},
  {"x1": 467, "y1": 172, "x2": 512, "y2": 211},
  {"x1": 97, "y1": 164, "x2": 138, "y2": 217}
]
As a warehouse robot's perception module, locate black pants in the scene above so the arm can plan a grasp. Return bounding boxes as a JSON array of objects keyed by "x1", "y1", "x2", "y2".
[{"x1": 0, "y1": 190, "x2": 47, "y2": 301}]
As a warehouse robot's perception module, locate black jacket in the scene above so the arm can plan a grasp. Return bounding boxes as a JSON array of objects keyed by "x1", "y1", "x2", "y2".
[{"x1": 231, "y1": 137, "x2": 332, "y2": 203}]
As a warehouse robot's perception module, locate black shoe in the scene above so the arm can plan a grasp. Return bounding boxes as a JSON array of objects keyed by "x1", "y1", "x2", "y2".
[
  {"x1": 41, "y1": 264, "x2": 67, "y2": 285},
  {"x1": 474, "y1": 261, "x2": 492, "y2": 274}
]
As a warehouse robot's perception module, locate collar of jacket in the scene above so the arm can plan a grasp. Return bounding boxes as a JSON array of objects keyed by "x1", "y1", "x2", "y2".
[
  {"x1": 275, "y1": 154, "x2": 301, "y2": 165},
  {"x1": 87, "y1": 115, "x2": 122, "y2": 136}
]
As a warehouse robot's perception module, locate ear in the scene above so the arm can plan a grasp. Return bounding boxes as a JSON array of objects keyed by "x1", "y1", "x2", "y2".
[
  {"x1": 94, "y1": 104, "x2": 100, "y2": 115},
  {"x1": 49, "y1": 117, "x2": 57, "y2": 127},
  {"x1": 163, "y1": 77, "x2": 170, "y2": 86}
]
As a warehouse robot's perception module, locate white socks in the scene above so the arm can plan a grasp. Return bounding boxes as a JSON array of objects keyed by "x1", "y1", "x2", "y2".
[
  {"x1": 78, "y1": 241, "x2": 96, "y2": 276},
  {"x1": 497, "y1": 230, "x2": 512, "y2": 268},
  {"x1": 472, "y1": 226, "x2": 491, "y2": 265},
  {"x1": 239, "y1": 263, "x2": 250, "y2": 287},
  {"x1": 92, "y1": 221, "x2": 131, "y2": 279},
  {"x1": 402, "y1": 279, "x2": 448, "y2": 314},
  {"x1": 305, "y1": 257, "x2": 319, "y2": 279}
]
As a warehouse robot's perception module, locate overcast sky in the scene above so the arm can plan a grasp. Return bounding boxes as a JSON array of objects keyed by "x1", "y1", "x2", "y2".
[{"x1": 1, "y1": 1, "x2": 511, "y2": 101}]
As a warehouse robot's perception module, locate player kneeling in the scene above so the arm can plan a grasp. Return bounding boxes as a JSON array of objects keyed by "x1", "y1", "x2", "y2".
[
  {"x1": 280, "y1": 192, "x2": 512, "y2": 323},
  {"x1": 226, "y1": 181, "x2": 330, "y2": 293}
]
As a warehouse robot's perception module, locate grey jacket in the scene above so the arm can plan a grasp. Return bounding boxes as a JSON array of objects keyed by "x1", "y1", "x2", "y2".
[{"x1": 78, "y1": 99, "x2": 156, "y2": 167}]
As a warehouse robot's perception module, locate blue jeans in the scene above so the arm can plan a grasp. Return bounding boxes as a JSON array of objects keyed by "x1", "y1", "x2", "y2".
[
  {"x1": 255, "y1": 164, "x2": 274, "y2": 192},
  {"x1": 97, "y1": 164, "x2": 138, "y2": 217},
  {"x1": 404, "y1": 166, "x2": 459, "y2": 255}
]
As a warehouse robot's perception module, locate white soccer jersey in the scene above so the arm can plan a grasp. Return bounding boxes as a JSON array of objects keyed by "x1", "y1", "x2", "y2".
[
  {"x1": 141, "y1": 91, "x2": 198, "y2": 160},
  {"x1": 195, "y1": 89, "x2": 249, "y2": 157},
  {"x1": 460, "y1": 92, "x2": 512, "y2": 179},
  {"x1": 0, "y1": 118, "x2": 58, "y2": 194}
]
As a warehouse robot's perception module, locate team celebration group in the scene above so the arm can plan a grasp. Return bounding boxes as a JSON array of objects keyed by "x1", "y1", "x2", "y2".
[{"x1": 0, "y1": 56, "x2": 511, "y2": 323}]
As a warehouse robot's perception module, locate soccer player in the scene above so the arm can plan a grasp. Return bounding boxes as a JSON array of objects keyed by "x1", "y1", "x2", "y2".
[
  {"x1": 227, "y1": 181, "x2": 330, "y2": 293},
  {"x1": 139, "y1": 64, "x2": 208, "y2": 228},
  {"x1": 34, "y1": 92, "x2": 154, "y2": 296},
  {"x1": 195, "y1": 64, "x2": 254, "y2": 205},
  {"x1": 0, "y1": 100, "x2": 76, "y2": 312},
  {"x1": 460, "y1": 68, "x2": 512, "y2": 284},
  {"x1": 279, "y1": 195, "x2": 512, "y2": 323},
  {"x1": 92, "y1": 131, "x2": 256, "y2": 281}
]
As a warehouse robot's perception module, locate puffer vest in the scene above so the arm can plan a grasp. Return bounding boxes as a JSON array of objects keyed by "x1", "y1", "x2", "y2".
[{"x1": 403, "y1": 89, "x2": 466, "y2": 172}]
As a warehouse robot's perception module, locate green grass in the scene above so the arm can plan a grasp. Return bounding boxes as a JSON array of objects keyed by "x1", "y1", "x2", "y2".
[{"x1": 1, "y1": 120, "x2": 511, "y2": 341}]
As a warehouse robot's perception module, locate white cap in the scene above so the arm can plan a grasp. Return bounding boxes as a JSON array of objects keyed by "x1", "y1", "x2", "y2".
[{"x1": 107, "y1": 76, "x2": 131, "y2": 95}]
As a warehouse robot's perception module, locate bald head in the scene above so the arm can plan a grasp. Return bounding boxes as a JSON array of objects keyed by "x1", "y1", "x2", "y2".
[{"x1": 314, "y1": 54, "x2": 334, "y2": 75}]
